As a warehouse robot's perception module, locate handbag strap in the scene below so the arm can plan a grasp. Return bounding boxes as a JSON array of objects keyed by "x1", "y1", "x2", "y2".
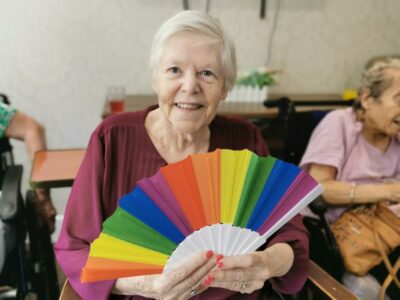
[
  {"x1": 372, "y1": 220, "x2": 400, "y2": 287},
  {"x1": 380, "y1": 257, "x2": 400, "y2": 300}
]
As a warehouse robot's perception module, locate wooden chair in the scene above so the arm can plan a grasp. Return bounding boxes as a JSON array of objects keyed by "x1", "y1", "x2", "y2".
[
  {"x1": 307, "y1": 260, "x2": 359, "y2": 299},
  {"x1": 59, "y1": 260, "x2": 358, "y2": 300},
  {"x1": 59, "y1": 280, "x2": 80, "y2": 300}
]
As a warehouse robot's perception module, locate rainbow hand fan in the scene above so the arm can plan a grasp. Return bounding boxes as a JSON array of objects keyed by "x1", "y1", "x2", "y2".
[{"x1": 81, "y1": 149, "x2": 323, "y2": 282}]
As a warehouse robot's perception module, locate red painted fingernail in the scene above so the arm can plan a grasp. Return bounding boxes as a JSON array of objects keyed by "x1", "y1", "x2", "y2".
[
  {"x1": 216, "y1": 254, "x2": 224, "y2": 261},
  {"x1": 207, "y1": 274, "x2": 215, "y2": 282},
  {"x1": 203, "y1": 278, "x2": 211, "y2": 286},
  {"x1": 205, "y1": 250, "x2": 214, "y2": 259},
  {"x1": 217, "y1": 261, "x2": 223, "y2": 268}
]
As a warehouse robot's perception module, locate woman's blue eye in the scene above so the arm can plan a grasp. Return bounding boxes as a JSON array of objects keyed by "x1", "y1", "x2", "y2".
[
  {"x1": 168, "y1": 67, "x2": 180, "y2": 73},
  {"x1": 201, "y1": 70, "x2": 214, "y2": 77}
]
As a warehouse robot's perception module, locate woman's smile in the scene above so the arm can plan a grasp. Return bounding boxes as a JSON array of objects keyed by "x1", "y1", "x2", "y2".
[{"x1": 174, "y1": 102, "x2": 205, "y2": 110}]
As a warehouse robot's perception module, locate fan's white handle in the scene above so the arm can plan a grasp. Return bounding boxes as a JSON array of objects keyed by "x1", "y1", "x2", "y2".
[{"x1": 164, "y1": 224, "x2": 263, "y2": 273}]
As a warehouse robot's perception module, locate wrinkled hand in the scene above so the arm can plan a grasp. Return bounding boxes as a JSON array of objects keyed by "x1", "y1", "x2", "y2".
[
  {"x1": 113, "y1": 250, "x2": 218, "y2": 299},
  {"x1": 35, "y1": 188, "x2": 57, "y2": 233},
  {"x1": 209, "y1": 243, "x2": 294, "y2": 294}
]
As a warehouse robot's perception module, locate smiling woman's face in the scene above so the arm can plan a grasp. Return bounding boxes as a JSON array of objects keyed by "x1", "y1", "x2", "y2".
[
  {"x1": 152, "y1": 31, "x2": 227, "y2": 134},
  {"x1": 362, "y1": 69, "x2": 400, "y2": 137}
]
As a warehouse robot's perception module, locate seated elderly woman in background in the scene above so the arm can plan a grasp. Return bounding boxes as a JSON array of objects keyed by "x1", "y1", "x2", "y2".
[
  {"x1": 55, "y1": 10, "x2": 309, "y2": 300},
  {"x1": 300, "y1": 57, "x2": 400, "y2": 298}
]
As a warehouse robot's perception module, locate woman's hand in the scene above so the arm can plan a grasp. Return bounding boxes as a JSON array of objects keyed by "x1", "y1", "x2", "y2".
[
  {"x1": 113, "y1": 250, "x2": 218, "y2": 299},
  {"x1": 209, "y1": 243, "x2": 294, "y2": 294},
  {"x1": 35, "y1": 188, "x2": 57, "y2": 233}
]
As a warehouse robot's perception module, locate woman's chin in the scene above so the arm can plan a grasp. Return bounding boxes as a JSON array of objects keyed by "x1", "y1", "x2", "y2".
[{"x1": 170, "y1": 121, "x2": 206, "y2": 135}]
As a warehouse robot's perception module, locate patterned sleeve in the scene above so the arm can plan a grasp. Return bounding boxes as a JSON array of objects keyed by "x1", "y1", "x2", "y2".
[{"x1": 0, "y1": 103, "x2": 17, "y2": 138}]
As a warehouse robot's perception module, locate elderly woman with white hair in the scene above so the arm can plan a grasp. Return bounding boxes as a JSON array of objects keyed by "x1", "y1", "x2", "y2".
[
  {"x1": 301, "y1": 58, "x2": 400, "y2": 299},
  {"x1": 55, "y1": 10, "x2": 309, "y2": 299}
]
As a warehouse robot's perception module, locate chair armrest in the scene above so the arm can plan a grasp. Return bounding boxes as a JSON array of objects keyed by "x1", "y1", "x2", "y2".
[
  {"x1": 309, "y1": 195, "x2": 345, "y2": 279},
  {"x1": 0, "y1": 165, "x2": 23, "y2": 221},
  {"x1": 309, "y1": 195, "x2": 328, "y2": 215},
  {"x1": 308, "y1": 260, "x2": 359, "y2": 300}
]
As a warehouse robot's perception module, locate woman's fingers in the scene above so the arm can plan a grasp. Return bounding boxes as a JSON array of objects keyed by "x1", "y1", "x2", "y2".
[
  {"x1": 217, "y1": 251, "x2": 267, "y2": 269},
  {"x1": 211, "y1": 267, "x2": 270, "y2": 282},
  {"x1": 167, "y1": 250, "x2": 215, "y2": 285},
  {"x1": 209, "y1": 279, "x2": 265, "y2": 294},
  {"x1": 156, "y1": 250, "x2": 218, "y2": 299},
  {"x1": 173, "y1": 252, "x2": 219, "y2": 298},
  {"x1": 177, "y1": 278, "x2": 209, "y2": 300}
]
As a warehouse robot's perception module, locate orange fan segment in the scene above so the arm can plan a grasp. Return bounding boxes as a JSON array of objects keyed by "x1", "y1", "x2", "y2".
[
  {"x1": 81, "y1": 257, "x2": 163, "y2": 282},
  {"x1": 191, "y1": 149, "x2": 221, "y2": 224},
  {"x1": 161, "y1": 156, "x2": 207, "y2": 230}
]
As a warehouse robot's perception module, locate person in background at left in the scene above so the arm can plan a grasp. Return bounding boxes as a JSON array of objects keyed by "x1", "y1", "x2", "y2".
[{"x1": 0, "y1": 100, "x2": 57, "y2": 233}]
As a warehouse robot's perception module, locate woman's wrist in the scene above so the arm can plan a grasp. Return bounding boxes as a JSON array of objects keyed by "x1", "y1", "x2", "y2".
[
  {"x1": 112, "y1": 275, "x2": 158, "y2": 298},
  {"x1": 384, "y1": 183, "x2": 400, "y2": 202},
  {"x1": 349, "y1": 182, "x2": 356, "y2": 204},
  {"x1": 263, "y1": 243, "x2": 294, "y2": 278},
  {"x1": 348, "y1": 183, "x2": 392, "y2": 204}
]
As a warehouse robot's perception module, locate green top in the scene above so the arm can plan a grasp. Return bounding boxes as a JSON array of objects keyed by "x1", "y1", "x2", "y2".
[{"x1": 0, "y1": 103, "x2": 17, "y2": 138}]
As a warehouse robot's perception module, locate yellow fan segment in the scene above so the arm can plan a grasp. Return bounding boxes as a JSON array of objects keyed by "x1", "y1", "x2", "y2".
[
  {"x1": 89, "y1": 233, "x2": 168, "y2": 266},
  {"x1": 220, "y1": 149, "x2": 253, "y2": 223}
]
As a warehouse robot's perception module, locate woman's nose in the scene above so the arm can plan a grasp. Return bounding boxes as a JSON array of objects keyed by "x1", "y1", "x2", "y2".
[{"x1": 181, "y1": 73, "x2": 200, "y2": 94}]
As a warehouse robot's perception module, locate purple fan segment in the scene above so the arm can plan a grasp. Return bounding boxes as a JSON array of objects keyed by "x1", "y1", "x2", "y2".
[
  {"x1": 258, "y1": 171, "x2": 318, "y2": 235},
  {"x1": 137, "y1": 171, "x2": 192, "y2": 236}
]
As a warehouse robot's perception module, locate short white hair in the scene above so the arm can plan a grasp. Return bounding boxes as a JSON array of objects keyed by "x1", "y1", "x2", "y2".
[{"x1": 149, "y1": 10, "x2": 237, "y2": 91}]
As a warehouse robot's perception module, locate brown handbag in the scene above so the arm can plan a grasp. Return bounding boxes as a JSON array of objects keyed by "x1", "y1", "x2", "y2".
[
  {"x1": 332, "y1": 204, "x2": 400, "y2": 299},
  {"x1": 331, "y1": 203, "x2": 400, "y2": 278}
]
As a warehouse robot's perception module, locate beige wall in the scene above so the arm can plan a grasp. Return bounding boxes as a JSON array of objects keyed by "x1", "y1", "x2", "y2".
[{"x1": 0, "y1": 0, "x2": 399, "y2": 225}]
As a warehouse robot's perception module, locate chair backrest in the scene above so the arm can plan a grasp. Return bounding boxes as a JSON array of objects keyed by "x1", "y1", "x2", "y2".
[
  {"x1": 0, "y1": 94, "x2": 14, "y2": 187},
  {"x1": 284, "y1": 110, "x2": 329, "y2": 165},
  {"x1": 283, "y1": 99, "x2": 355, "y2": 165}
]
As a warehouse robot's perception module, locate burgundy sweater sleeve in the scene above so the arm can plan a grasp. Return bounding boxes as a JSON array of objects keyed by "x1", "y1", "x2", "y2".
[
  {"x1": 54, "y1": 131, "x2": 115, "y2": 299},
  {"x1": 267, "y1": 215, "x2": 310, "y2": 294}
]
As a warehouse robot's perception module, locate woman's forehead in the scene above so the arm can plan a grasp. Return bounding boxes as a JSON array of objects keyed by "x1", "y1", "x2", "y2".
[
  {"x1": 161, "y1": 32, "x2": 222, "y2": 61},
  {"x1": 385, "y1": 69, "x2": 400, "y2": 89},
  {"x1": 378, "y1": 69, "x2": 400, "y2": 99}
]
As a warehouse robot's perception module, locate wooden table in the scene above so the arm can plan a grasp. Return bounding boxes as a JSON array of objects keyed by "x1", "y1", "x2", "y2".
[
  {"x1": 102, "y1": 93, "x2": 344, "y2": 119},
  {"x1": 30, "y1": 149, "x2": 86, "y2": 189}
]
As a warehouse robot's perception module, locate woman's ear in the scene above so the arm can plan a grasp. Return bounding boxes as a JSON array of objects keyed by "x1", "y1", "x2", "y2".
[{"x1": 359, "y1": 88, "x2": 372, "y2": 110}]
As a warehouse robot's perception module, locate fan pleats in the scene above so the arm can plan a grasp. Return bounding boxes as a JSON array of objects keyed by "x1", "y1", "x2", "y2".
[{"x1": 81, "y1": 149, "x2": 323, "y2": 282}]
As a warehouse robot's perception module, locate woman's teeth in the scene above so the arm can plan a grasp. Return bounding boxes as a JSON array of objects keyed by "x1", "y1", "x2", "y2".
[{"x1": 175, "y1": 103, "x2": 203, "y2": 109}]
